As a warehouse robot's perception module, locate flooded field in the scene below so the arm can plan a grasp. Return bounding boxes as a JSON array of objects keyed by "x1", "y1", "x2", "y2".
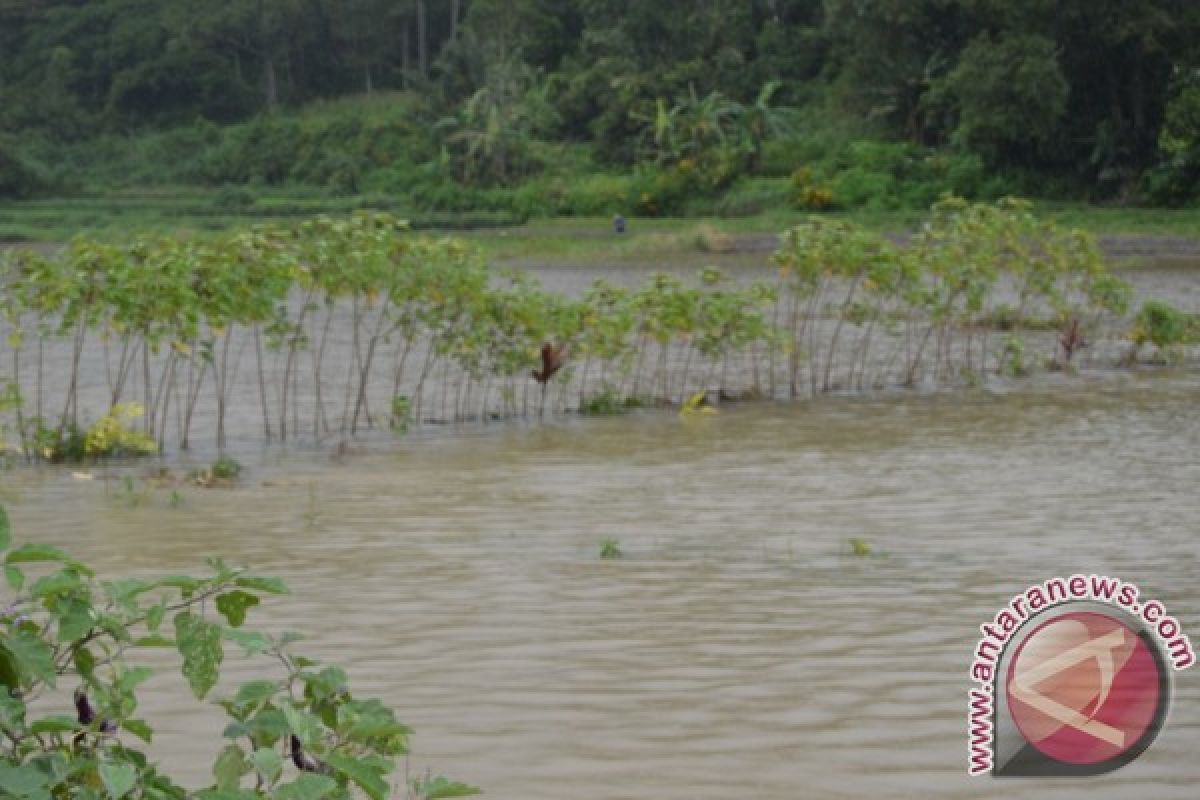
[{"x1": 3, "y1": 366, "x2": 1198, "y2": 798}]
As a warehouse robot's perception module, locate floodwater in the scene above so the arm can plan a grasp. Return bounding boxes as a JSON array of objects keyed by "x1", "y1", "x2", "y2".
[{"x1": 3, "y1": 368, "x2": 1199, "y2": 798}]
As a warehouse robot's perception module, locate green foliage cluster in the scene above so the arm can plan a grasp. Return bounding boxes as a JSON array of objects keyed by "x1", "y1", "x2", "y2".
[
  {"x1": 771, "y1": 197, "x2": 1134, "y2": 393},
  {"x1": 0, "y1": 504, "x2": 477, "y2": 800},
  {"x1": 4, "y1": 2, "x2": 1200, "y2": 207},
  {"x1": 1128, "y1": 300, "x2": 1200, "y2": 361},
  {"x1": 0, "y1": 212, "x2": 780, "y2": 458},
  {"x1": 773, "y1": 141, "x2": 1002, "y2": 212},
  {"x1": 598, "y1": 539, "x2": 623, "y2": 560},
  {"x1": 0, "y1": 139, "x2": 51, "y2": 201},
  {"x1": 0, "y1": 200, "x2": 1178, "y2": 459}
]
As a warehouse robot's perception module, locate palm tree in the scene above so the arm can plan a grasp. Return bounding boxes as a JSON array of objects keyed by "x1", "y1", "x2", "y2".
[{"x1": 739, "y1": 81, "x2": 798, "y2": 168}]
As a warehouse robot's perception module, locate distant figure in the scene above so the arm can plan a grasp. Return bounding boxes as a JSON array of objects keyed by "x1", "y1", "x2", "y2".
[{"x1": 613, "y1": 214, "x2": 626, "y2": 234}]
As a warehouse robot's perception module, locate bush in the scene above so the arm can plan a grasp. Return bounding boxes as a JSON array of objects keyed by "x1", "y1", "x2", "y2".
[
  {"x1": 0, "y1": 139, "x2": 48, "y2": 199},
  {"x1": 715, "y1": 178, "x2": 790, "y2": 217},
  {"x1": 198, "y1": 115, "x2": 303, "y2": 185},
  {"x1": 630, "y1": 164, "x2": 710, "y2": 217},
  {"x1": 789, "y1": 167, "x2": 836, "y2": 211},
  {"x1": 558, "y1": 173, "x2": 635, "y2": 216},
  {"x1": 1129, "y1": 300, "x2": 1194, "y2": 360},
  {"x1": 831, "y1": 167, "x2": 899, "y2": 210},
  {"x1": 0, "y1": 503, "x2": 478, "y2": 800}
]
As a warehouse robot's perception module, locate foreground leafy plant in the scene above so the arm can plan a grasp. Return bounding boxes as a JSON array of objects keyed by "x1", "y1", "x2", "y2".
[{"x1": 0, "y1": 503, "x2": 478, "y2": 800}]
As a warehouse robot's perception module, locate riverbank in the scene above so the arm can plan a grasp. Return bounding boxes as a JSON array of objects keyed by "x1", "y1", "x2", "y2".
[{"x1": 3, "y1": 193, "x2": 1200, "y2": 262}]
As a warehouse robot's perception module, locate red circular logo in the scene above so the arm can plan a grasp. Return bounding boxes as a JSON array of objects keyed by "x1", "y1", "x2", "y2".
[{"x1": 1006, "y1": 611, "x2": 1164, "y2": 765}]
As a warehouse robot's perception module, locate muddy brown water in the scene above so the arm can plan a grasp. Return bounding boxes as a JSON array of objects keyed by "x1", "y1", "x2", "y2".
[{"x1": 3, "y1": 367, "x2": 1199, "y2": 798}]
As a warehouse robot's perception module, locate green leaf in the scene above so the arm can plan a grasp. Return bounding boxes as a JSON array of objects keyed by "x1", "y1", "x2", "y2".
[
  {"x1": 223, "y1": 629, "x2": 272, "y2": 654},
  {"x1": 104, "y1": 578, "x2": 151, "y2": 609},
  {"x1": 29, "y1": 714, "x2": 79, "y2": 734},
  {"x1": 250, "y1": 747, "x2": 283, "y2": 784},
  {"x1": 2, "y1": 631, "x2": 56, "y2": 687},
  {"x1": 0, "y1": 506, "x2": 9, "y2": 551},
  {"x1": 0, "y1": 693, "x2": 26, "y2": 730},
  {"x1": 419, "y1": 777, "x2": 482, "y2": 799},
  {"x1": 216, "y1": 591, "x2": 260, "y2": 628},
  {"x1": 245, "y1": 709, "x2": 290, "y2": 744},
  {"x1": 134, "y1": 635, "x2": 175, "y2": 647},
  {"x1": 74, "y1": 646, "x2": 96, "y2": 679},
  {"x1": 213, "y1": 744, "x2": 248, "y2": 791},
  {"x1": 233, "y1": 575, "x2": 288, "y2": 594},
  {"x1": 281, "y1": 704, "x2": 323, "y2": 748},
  {"x1": 98, "y1": 762, "x2": 137, "y2": 799},
  {"x1": 146, "y1": 601, "x2": 166, "y2": 632},
  {"x1": 324, "y1": 753, "x2": 389, "y2": 800},
  {"x1": 118, "y1": 665, "x2": 154, "y2": 693},
  {"x1": 223, "y1": 721, "x2": 250, "y2": 740},
  {"x1": 0, "y1": 763, "x2": 49, "y2": 798},
  {"x1": 123, "y1": 718, "x2": 153, "y2": 743},
  {"x1": 57, "y1": 599, "x2": 96, "y2": 643},
  {"x1": 174, "y1": 612, "x2": 223, "y2": 699},
  {"x1": 6, "y1": 543, "x2": 92, "y2": 575},
  {"x1": 30, "y1": 569, "x2": 83, "y2": 598},
  {"x1": 272, "y1": 774, "x2": 337, "y2": 800},
  {"x1": 152, "y1": 575, "x2": 202, "y2": 592},
  {"x1": 4, "y1": 565, "x2": 23, "y2": 591},
  {"x1": 234, "y1": 679, "x2": 278, "y2": 709}
]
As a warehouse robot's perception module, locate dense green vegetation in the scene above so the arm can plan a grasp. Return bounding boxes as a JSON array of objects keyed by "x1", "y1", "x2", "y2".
[
  {"x1": 0, "y1": 504, "x2": 477, "y2": 799},
  {"x1": 4, "y1": 200, "x2": 1190, "y2": 465},
  {"x1": 3, "y1": 1, "x2": 1200, "y2": 222}
]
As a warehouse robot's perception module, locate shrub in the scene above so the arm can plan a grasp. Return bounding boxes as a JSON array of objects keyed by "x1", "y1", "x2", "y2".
[
  {"x1": 558, "y1": 173, "x2": 635, "y2": 216},
  {"x1": 82, "y1": 404, "x2": 159, "y2": 458},
  {"x1": 579, "y1": 385, "x2": 633, "y2": 416},
  {"x1": 0, "y1": 139, "x2": 48, "y2": 199},
  {"x1": 0, "y1": 503, "x2": 478, "y2": 800},
  {"x1": 1129, "y1": 300, "x2": 1193, "y2": 360},
  {"x1": 831, "y1": 167, "x2": 899, "y2": 210},
  {"x1": 789, "y1": 167, "x2": 836, "y2": 210},
  {"x1": 715, "y1": 178, "x2": 790, "y2": 217},
  {"x1": 599, "y1": 538, "x2": 623, "y2": 559}
]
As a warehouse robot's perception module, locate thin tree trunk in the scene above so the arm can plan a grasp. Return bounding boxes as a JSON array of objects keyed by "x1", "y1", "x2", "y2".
[
  {"x1": 416, "y1": 0, "x2": 428, "y2": 77},
  {"x1": 254, "y1": 326, "x2": 272, "y2": 440},
  {"x1": 264, "y1": 57, "x2": 279, "y2": 109}
]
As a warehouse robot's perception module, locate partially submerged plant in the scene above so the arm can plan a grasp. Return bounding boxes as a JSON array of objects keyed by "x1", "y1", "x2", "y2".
[
  {"x1": 580, "y1": 385, "x2": 633, "y2": 416},
  {"x1": 680, "y1": 391, "x2": 717, "y2": 417},
  {"x1": 0, "y1": 200, "x2": 1158, "y2": 459},
  {"x1": 998, "y1": 335, "x2": 1028, "y2": 378},
  {"x1": 1128, "y1": 299, "x2": 1193, "y2": 363},
  {"x1": 190, "y1": 455, "x2": 243, "y2": 488},
  {"x1": 390, "y1": 394, "x2": 412, "y2": 433},
  {"x1": 0, "y1": 503, "x2": 478, "y2": 799},
  {"x1": 599, "y1": 538, "x2": 623, "y2": 559}
]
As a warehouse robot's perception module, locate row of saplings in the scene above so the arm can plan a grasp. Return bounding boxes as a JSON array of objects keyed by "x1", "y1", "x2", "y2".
[{"x1": 0, "y1": 199, "x2": 1196, "y2": 464}]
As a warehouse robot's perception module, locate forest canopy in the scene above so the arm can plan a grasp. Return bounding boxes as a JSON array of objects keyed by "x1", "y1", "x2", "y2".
[{"x1": 2, "y1": 0, "x2": 1200, "y2": 207}]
